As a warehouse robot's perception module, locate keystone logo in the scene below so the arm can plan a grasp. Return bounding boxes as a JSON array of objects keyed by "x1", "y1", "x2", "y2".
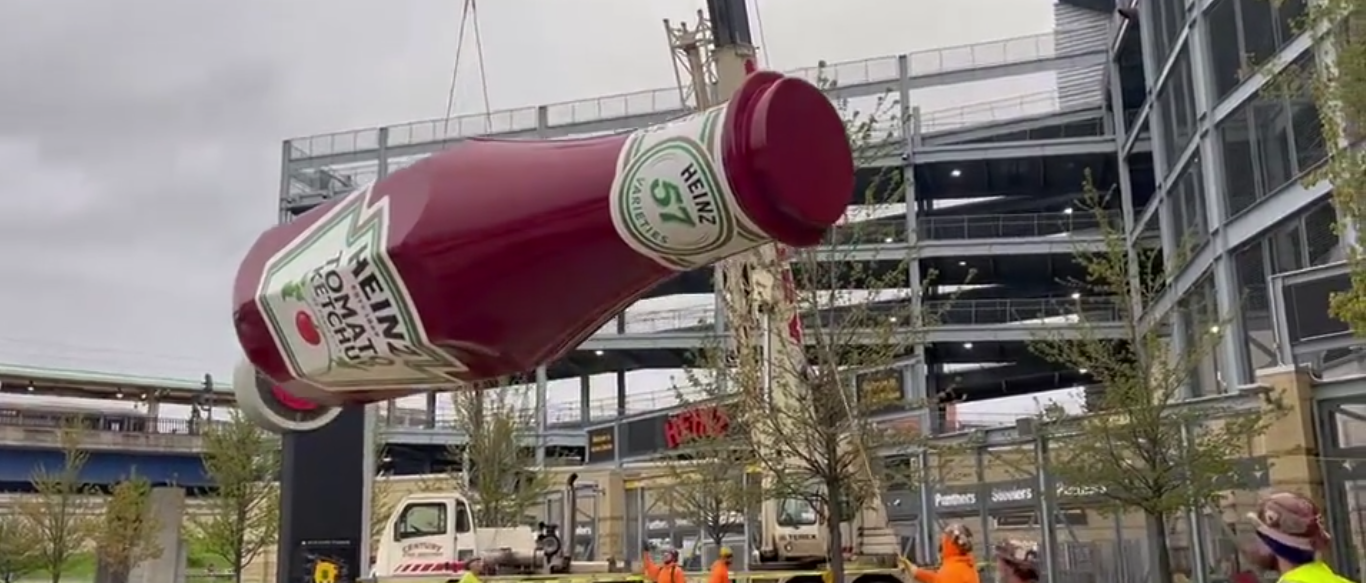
[{"x1": 256, "y1": 183, "x2": 468, "y2": 390}]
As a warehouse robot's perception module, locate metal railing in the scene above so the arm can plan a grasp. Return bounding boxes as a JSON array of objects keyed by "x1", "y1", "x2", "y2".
[
  {"x1": 825, "y1": 221, "x2": 909, "y2": 245},
  {"x1": 823, "y1": 210, "x2": 1120, "y2": 245},
  {"x1": 588, "y1": 296, "x2": 1123, "y2": 338},
  {"x1": 920, "y1": 90, "x2": 1064, "y2": 133},
  {"x1": 286, "y1": 29, "x2": 1096, "y2": 160},
  {"x1": 918, "y1": 210, "x2": 1119, "y2": 240},
  {"x1": 592, "y1": 306, "x2": 718, "y2": 335},
  {"x1": 378, "y1": 385, "x2": 697, "y2": 429},
  {"x1": 285, "y1": 87, "x2": 1096, "y2": 201},
  {"x1": 925, "y1": 296, "x2": 1124, "y2": 325},
  {"x1": 0, "y1": 411, "x2": 224, "y2": 436}
]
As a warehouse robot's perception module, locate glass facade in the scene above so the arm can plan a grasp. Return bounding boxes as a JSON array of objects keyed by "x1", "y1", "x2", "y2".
[{"x1": 1134, "y1": 0, "x2": 1337, "y2": 388}]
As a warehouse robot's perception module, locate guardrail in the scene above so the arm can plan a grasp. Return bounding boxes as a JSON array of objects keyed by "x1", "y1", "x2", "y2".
[
  {"x1": 286, "y1": 29, "x2": 1094, "y2": 160},
  {"x1": 0, "y1": 411, "x2": 223, "y2": 435},
  {"x1": 286, "y1": 88, "x2": 1099, "y2": 201},
  {"x1": 919, "y1": 210, "x2": 1119, "y2": 240},
  {"x1": 920, "y1": 90, "x2": 1073, "y2": 132},
  {"x1": 925, "y1": 296, "x2": 1124, "y2": 325},
  {"x1": 589, "y1": 296, "x2": 1124, "y2": 337},
  {"x1": 823, "y1": 210, "x2": 1120, "y2": 245},
  {"x1": 378, "y1": 387, "x2": 698, "y2": 429}
]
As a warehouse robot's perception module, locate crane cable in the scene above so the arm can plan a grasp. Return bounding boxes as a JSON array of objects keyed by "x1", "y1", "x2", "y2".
[
  {"x1": 751, "y1": 0, "x2": 771, "y2": 66},
  {"x1": 442, "y1": 0, "x2": 494, "y2": 135},
  {"x1": 469, "y1": 0, "x2": 494, "y2": 131}
]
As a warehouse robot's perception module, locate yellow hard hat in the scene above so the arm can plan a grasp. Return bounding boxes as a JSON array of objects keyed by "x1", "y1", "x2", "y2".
[{"x1": 719, "y1": 547, "x2": 734, "y2": 558}]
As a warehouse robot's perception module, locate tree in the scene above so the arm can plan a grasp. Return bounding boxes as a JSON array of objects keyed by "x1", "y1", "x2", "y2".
[
  {"x1": 1028, "y1": 178, "x2": 1284, "y2": 583},
  {"x1": 371, "y1": 414, "x2": 397, "y2": 546},
  {"x1": 91, "y1": 475, "x2": 162, "y2": 583},
  {"x1": 0, "y1": 512, "x2": 42, "y2": 583},
  {"x1": 656, "y1": 416, "x2": 764, "y2": 549},
  {"x1": 188, "y1": 409, "x2": 280, "y2": 583},
  {"x1": 449, "y1": 380, "x2": 550, "y2": 528},
  {"x1": 18, "y1": 420, "x2": 95, "y2": 583},
  {"x1": 682, "y1": 70, "x2": 945, "y2": 582},
  {"x1": 1291, "y1": 0, "x2": 1366, "y2": 330}
]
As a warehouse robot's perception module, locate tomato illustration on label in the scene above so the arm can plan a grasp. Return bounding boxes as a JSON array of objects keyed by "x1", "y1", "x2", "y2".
[{"x1": 294, "y1": 312, "x2": 322, "y2": 346}]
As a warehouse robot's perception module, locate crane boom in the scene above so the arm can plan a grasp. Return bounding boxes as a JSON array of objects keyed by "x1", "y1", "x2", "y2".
[{"x1": 665, "y1": 2, "x2": 900, "y2": 566}]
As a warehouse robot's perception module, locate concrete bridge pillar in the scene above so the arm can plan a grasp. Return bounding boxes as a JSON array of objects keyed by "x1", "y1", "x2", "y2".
[{"x1": 128, "y1": 486, "x2": 187, "y2": 583}]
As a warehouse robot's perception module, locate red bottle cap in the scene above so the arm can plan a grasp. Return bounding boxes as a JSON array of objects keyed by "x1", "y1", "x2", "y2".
[{"x1": 723, "y1": 71, "x2": 855, "y2": 247}]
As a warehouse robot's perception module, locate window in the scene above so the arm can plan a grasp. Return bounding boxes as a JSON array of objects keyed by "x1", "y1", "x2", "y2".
[
  {"x1": 1166, "y1": 156, "x2": 1208, "y2": 261},
  {"x1": 1221, "y1": 106, "x2": 1259, "y2": 215},
  {"x1": 1206, "y1": 0, "x2": 1243, "y2": 99},
  {"x1": 776, "y1": 498, "x2": 817, "y2": 526},
  {"x1": 1305, "y1": 201, "x2": 1340, "y2": 266},
  {"x1": 1178, "y1": 275, "x2": 1223, "y2": 396},
  {"x1": 1157, "y1": 48, "x2": 1197, "y2": 169},
  {"x1": 1181, "y1": 159, "x2": 1207, "y2": 240},
  {"x1": 1271, "y1": 219, "x2": 1306, "y2": 273},
  {"x1": 1253, "y1": 96, "x2": 1295, "y2": 197},
  {"x1": 1203, "y1": 0, "x2": 1306, "y2": 100},
  {"x1": 1217, "y1": 54, "x2": 1325, "y2": 218},
  {"x1": 990, "y1": 510, "x2": 1089, "y2": 529},
  {"x1": 1291, "y1": 97, "x2": 1328, "y2": 171},
  {"x1": 883, "y1": 456, "x2": 917, "y2": 489},
  {"x1": 1287, "y1": 56, "x2": 1329, "y2": 171},
  {"x1": 994, "y1": 512, "x2": 1036, "y2": 528},
  {"x1": 397, "y1": 502, "x2": 448, "y2": 540},
  {"x1": 454, "y1": 500, "x2": 472, "y2": 533},
  {"x1": 1234, "y1": 242, "x2": 1275, "y2": 379},
  {"x1": 1149, "y1": 0, "x2": 1188, "y2": 70}
]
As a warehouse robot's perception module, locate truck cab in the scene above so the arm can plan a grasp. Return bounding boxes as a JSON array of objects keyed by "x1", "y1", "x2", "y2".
[
  {"x1": 762, "y1": 492, "x2": 900, "y2": 566},
  {"x1": 374, "y1": 473, "x2": 618, "y2": 578},
  {"x1": 374, "y1": 492, "x2": 489, "y2": 575}
]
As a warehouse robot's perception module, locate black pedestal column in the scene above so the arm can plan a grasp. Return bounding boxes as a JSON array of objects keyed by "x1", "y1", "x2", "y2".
[{"x1": 277, "y1": 405, "x2": 367, "y2": 583}]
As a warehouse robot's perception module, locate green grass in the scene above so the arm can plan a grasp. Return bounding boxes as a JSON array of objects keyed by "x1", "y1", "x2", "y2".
[{"x1": 13, "y1": 544, "x2": 230, "y2": 583}]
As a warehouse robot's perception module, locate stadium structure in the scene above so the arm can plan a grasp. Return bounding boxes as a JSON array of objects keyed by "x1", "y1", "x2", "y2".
[{"x1": 270, "y1": 0, "x2": 1366, "y2": 573}]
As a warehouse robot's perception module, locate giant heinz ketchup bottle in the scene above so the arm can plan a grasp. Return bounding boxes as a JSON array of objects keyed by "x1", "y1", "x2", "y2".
[{"x1": 233, "y1": 71, "x2": 855, "y2": 406}]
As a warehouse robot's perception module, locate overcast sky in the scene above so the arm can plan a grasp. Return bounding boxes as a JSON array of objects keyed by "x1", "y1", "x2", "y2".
[{"x1": 0, "y1": 0, "x2": 1076, "y2": 419}]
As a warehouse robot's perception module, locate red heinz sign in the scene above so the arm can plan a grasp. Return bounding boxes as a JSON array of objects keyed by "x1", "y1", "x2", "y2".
[{"x1": 663, "y1": 404, "x2": 731, "y2": 449}]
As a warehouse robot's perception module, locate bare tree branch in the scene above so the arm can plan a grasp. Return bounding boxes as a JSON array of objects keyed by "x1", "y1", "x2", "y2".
[
  {"x1": 656, "y1": 410, "x2": 764, "y2": 548},
  {"x1": 449, "y1": 379, "x2": 550, "y2": 528}
]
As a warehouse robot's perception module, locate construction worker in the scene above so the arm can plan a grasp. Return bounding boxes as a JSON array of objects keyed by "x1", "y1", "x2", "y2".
[
  {"x1": 642, "y1": 544, "x2": 686, "y2": 583},
  {"x1": 458, "y1": 558, "x2": 484, "y2": 583},
  {"x1": 994, "y1": 539, "x2": 1039, "y2": 583},
  {"x1": 900, "y1": 523, "x2": 979, "y2": 583},
  {"x1": 708, "y1": 547, "x2": 734, "y2": 583},
  {"x1": 1241, "y1": 491, "x2": 1353, "y2": 583}
]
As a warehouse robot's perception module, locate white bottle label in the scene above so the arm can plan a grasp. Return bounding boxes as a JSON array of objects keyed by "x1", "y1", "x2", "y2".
[
  {"x1": 609, "y1": 105, "x2": 766, "y2": 271},
  {"x1": 254, "y1": 183, "x2": 469, "y2": 391}
]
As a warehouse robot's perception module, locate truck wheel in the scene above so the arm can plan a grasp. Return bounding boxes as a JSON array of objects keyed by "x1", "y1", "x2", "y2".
[
  {"x1": 233, "y1": 358, "x2": 341, "y2": 433},
  {"x1": 538, "y1": 533, "x2": 563, "y2": 558}
]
